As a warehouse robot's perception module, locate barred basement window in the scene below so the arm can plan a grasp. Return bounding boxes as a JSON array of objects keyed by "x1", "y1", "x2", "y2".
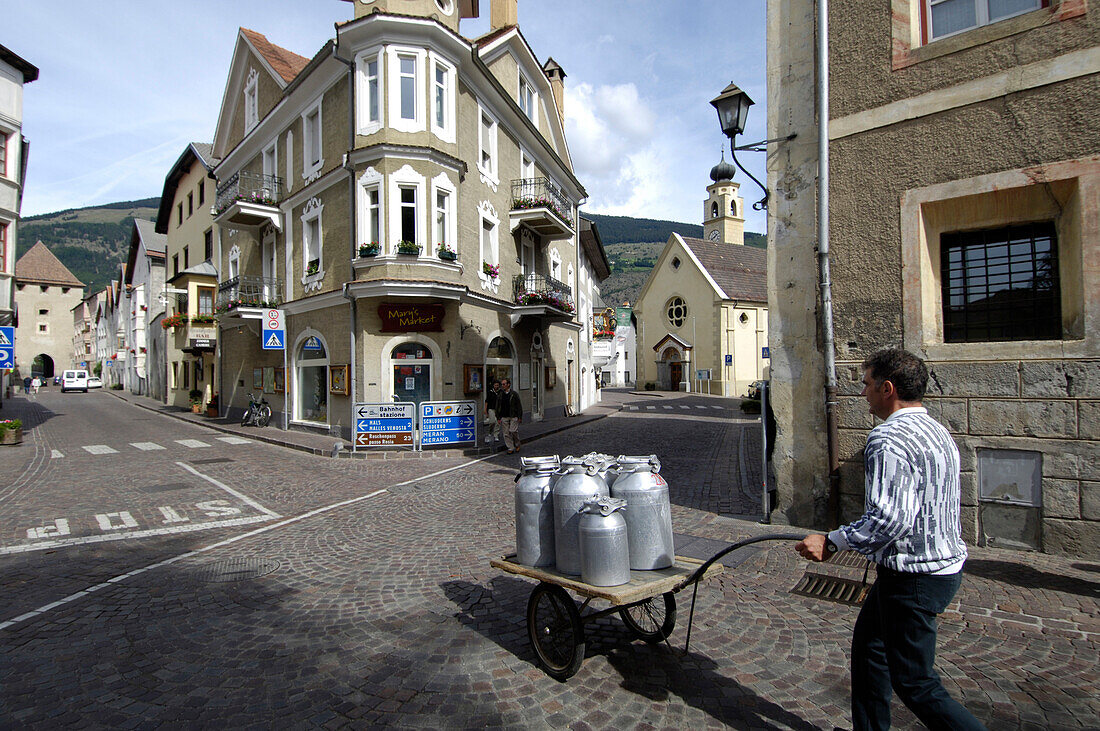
[{"x1": 940, "y1": 222, "x2": 1060, "y2": 343}]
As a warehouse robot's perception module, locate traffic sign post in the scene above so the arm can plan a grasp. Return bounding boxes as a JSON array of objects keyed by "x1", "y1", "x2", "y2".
[
  {"x1": 262, "y1": 309, "x2": 285, "y2": 350},
  {"x1": 352, "y1": 402, "x2": 415, "y2": 451},
  {"x1": 0, "y1": 326, "x2": 13, "y2": 369},
  {"x1": 419, "y1": 400, "x2": 477, "y2": 449}
]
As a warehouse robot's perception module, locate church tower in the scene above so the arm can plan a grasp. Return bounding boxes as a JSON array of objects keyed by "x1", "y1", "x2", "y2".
[{"x1": 701, "y1": 153, "x2": 745, "y2": 245}]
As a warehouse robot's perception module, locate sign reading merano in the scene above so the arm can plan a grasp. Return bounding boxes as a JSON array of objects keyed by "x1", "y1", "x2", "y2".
[{"x1": 378, "y1": 303, "x2": 445, "y2": 332}]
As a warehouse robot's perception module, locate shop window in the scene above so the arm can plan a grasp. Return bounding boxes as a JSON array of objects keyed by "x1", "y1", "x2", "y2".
[
  {"x1": 485, "y1": 336, "x2": 515, "y2": 389},
  {"x1": 296, "y1": 335, "x2": 328, "y2": 423},
  {"x1": 391, "y1": 342, "x2": 432, "y2": 407}
]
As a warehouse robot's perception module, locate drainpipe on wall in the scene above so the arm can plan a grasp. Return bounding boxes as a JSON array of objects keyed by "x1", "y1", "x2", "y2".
[
  {"x1": 334, "y1": 26, "x2": 358, "y2": 415},
  {"x1": 817, "y1": 0, "x2": 841, "y2": 526}
]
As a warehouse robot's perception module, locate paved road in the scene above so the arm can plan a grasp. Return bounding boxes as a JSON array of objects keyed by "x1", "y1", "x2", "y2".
[{"x1": 0, "y1": 390, "x2": 1096, "y2": 729}]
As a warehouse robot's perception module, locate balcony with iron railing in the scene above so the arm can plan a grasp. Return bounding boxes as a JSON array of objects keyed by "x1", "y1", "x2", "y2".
[
  {"x1": 509, "y1": 177, "x2": 574, "y2": 241},
  {"x1": 511, "y1": 272, "x2": 575, "y2": 324},
  {"x1": 214, "y1": 171, "x2": 284, "y2": 232},
  {"x1": 216, "y1": 275, "x2": 282, "y2": 319}
]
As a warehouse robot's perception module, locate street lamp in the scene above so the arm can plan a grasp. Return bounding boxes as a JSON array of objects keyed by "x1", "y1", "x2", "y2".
[{"x1": 710, "y1": 81, "x2": 794, "y2": 211}]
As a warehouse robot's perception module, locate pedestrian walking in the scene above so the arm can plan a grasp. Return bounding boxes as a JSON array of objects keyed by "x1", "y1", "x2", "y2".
[
  {"x1": 23, "y1": 376, "x2": 31, "y2": 394},
  {"x1": 796, "y1": 348, "x2": 984, "y2": 731},
  {"x1": 31, "y1": 376, "x2": 40, "y2": 394},
  {"x1": 483, "y1": 380, "x2": 502, "y2": 446},
  {"x1": 495, "y1": 377, "x2": 523, "y2": 454}
]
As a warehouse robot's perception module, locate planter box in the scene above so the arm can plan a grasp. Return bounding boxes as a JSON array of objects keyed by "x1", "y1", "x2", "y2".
[
  {"x1": 438, "y1": 251, "x2": 457, "y2": 261},
  {"x1": 206, "y1": 408, "x2": 219, "y2": 418},
  {"x1": 1, "y1": 427, "x2": 23, "y2": 445},
  {"x1": 359, "y1": 249, "x2": 379, "y2": 258}
]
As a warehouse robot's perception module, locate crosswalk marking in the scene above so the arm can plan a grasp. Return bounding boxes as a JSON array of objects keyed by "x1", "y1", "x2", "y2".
[
  {"x1": 216, "y1": 436, "x2": 251, "y2": 445},
  {"x1": 646, "y1": 406, "x2": 656, "y2": 411},
  {"x1": 131, "y1": 442, "x2": 165, "y2": 451},
  {"x1": 680, "y1": 405, "x2": 692, "y2": 409},
  {"x1": 662, "y1": 405, "x2": 673, "y2": 410},
  {"x1": 175, "y1": 439, "x2": 211, "y2": 449},
  {"x1": 82, "y1": 445, "x2": 119, "y2": 455},
  {"x1": 50, "y1": 450, "x2": 64, "y2": 459}
]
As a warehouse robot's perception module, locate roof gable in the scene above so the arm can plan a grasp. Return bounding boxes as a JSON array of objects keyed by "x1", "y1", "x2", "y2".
[
  {"x1": 14, "y1": 242, "x2": 84, "y2": 288},
  {"x1": 156, "y1": 143, "x2": 219, "y2": 234},
  {"x1": 679, "y1": 236, "x2": 767, "y2": 302}
]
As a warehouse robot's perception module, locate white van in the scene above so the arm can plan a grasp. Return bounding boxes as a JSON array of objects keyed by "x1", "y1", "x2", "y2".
[{"x1": 61, "y1": 370, "x2": 90, "y2": 393}]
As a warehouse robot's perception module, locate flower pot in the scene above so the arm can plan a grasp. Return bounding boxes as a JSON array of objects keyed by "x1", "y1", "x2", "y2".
[
  {"x1": 359, "y1": 249, "x2": 379, "y2": 258},
  {"x1": 1, "y1": 427, "x2": 23, "y2": 446},
  {"x1": 191, "y1": 403, "x2": 203, "y2": 414},
  {"x1": 438, "y1": 251, "x2": 457, "y2": 261},
  {"x1": 206, "y1": 407, "x2": 219, "y2": 418}
]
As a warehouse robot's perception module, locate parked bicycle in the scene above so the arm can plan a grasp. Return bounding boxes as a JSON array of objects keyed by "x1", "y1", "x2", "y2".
[{"x1": 242, "y1": 393, "x2": 272, "y2": 427}]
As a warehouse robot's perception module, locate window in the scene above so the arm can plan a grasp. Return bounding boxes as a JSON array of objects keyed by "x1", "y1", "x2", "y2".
[
  {"x1": 187, "y1": 192, "x2": 193, "y2": 217},
  {"x1": 228, "y1": 247, "x2": 240, "y2": 280},
  {"x1": 941, "y1": 222, "x2": 1060, "y2": 342},
  {"x1": 925, "y1": 0, "x2": 1042, "y2": 41},
  {"x1": 297, "y1": 335, "x2": 329, "y2": 423},
  {"x1": 387, "y1": 47, "x2": 426, "y2": 133},
  {"x1": 435, "y1": 190, "x2": 450, "y2": 250},
  {"x1": 197, "y1": 287, "x2": 214, "y2": 315},
  {"x1": 520, "y1": 150, "x2": 535, "y2": 181},
  {"x1": 478, "y1": 105, "x2": 498, "y2": 182},
  {"x1": 173, "y1": 253, "x2": 179, "y2": 276},
  {"x1": 550, "y1": 248, "x2": 562, "y2": 282},
  {"x1": 183, "y1": 246, "x2": 189, "y2": 270},
  {"x1": 304, "y1": 215, "x2": 322, "y2": 272},
  {"x1": 358, "y1": 50, "x2": 383, "y2": 133},
  {"x1": 390, "y1": 342, "x2": 432, "y2": 408},
  {"x1": 204, "y1": 229, "x2": 213, "y2": 261},
  {"x1": 671, "y1": 257, "x2": 681, "y2": 270},
  {"x1": 0, "y1": 223, "x2": 7, "y2": 273},
  {"x1": 399, "y1": 54, "x2": 417, "y2": 121},
  {"x1": 244, "y1": 70, "x2": 259, "y2": 131},
  {"x1": 177, "y1": 203, "x2": 183, "y2": 227},
  {"x1": 0, "y1": 132, "x2": 7, "y2": 177},
  {"x1": 198, "y1": 182, "x2": 205, "y2": 206},
  {"x1": 302, "y1": 99, "x2": 324, "y2": 179},
  {"x1": 367, "y1": 186, "x2": 381, "y2": 246},
  {"x1": 399, "y1": 186, "x2": 417, "y2": 246},
  {"x1": 518, "y1": 74, "x2": 537, "y2": 126},
  {"x1": 38, "y1": 308, "x2": 48, "y2": 316},
  {"x1": 711, "y1": 202, "x2": 719, "y2": 218},
  {"x1": 434, "y1": 63, "x2": 447, "y2": 129},
  {"x1": 666, "y1": 297, "x2": 688, "y2": 328},
  {"x1": 481, "y1": 216, "x2": 498, "y2": 267},
  {"x1": 262, "y1": 141, "x2": 277, "y2": 182},
  {"x1": 38, "y1": 324, "x2": 48, "y2": 333},
  {"x1": 429, "y1": 55, "x2": 455, "y2": 142}
]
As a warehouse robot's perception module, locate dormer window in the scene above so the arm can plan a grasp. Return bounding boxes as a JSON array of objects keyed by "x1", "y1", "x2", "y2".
[{"x1": 302, "y1": 98, "x2": 324, "y2": 180}]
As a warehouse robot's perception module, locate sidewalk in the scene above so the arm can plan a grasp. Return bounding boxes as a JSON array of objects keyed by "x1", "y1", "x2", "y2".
[{"x1": 106, "y1": 387, "x2": 629, "y2": 459}]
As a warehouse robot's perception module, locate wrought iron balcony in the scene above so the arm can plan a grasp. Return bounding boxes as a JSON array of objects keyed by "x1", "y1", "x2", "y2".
[
  {"x1": 512, "y1": 273, "x2": 575, "y2": 314},
  {"x1": 214, "y1": 171, "x2": 284, "y2": 231},
  {"x1": 509, "y1": 177, "x2": 574, "y2": 240},
  {"x1": 216, "y1": 275, "x2": 282, "y2": 315}
]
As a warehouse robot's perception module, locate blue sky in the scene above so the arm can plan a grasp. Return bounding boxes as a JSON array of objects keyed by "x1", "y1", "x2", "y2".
[{"x1": 9, "y1": 1, "x2": 768, "y2": 233}]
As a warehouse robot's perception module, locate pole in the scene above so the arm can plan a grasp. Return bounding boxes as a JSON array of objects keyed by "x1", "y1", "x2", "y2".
[
  {"x1": 761, "y1": 381, "x2": 770, "y2": 522},
  {"x1": 817, "y1": 0, "x2": 840, "y2": 526},
  {"x1": 283, "y1": 345, "x2": 288, "y2": 431}
]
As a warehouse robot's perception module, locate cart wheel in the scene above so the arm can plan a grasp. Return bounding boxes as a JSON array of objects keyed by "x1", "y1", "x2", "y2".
[
  {"x1": 619, "y1": 592, "x2": 676, "y2": 643},
  {"x1": 526, "y1": 583, "x2": 584, "y2": 681}
]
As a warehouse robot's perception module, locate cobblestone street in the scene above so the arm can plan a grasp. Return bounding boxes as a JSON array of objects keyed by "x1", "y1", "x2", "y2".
[{"x1": 0, "y1": 390, "x2": 1097, "y2": 729}]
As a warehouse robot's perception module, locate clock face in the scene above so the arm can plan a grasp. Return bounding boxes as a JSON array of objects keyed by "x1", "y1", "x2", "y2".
[{"x1": 709, "y1": 229, "x2": 721, "y2": 242}]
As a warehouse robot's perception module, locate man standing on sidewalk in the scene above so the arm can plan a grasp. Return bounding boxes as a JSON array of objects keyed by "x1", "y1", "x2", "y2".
[
  {"x1": 484, "y1": 380, "x2": 502, "y2": 447},
  {"x1": 496, "y1": 378, "x2": 523, "y2": 454},
  {"x1": 796, "y1": 348, "x2": 984, "y2": 731}
]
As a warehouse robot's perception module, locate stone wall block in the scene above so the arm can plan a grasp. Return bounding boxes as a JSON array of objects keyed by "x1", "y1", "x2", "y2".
[
  {"x1": 1042, "y1": 518, "x2": 1100, "y2": 558},
  {"x1": 969, "y1": 400, "x2": 1077, "y2": 438},
  {"x1": 925, "y1": 397, "x2": 968, "y2": 433},
  {"x1": 959, "y1": 506, "x2": 979, "y2": 545},
  {"x1": 1066, "y1": 361, "x2": 1100, "y2": 398},
  {"x1": 1079, "y1": 401, "x2": 1100, "y2": 440},
  {"x1": 837, "y1": 364, "x2": 864, "y2": 396},
  {"x1": 960, "y1": 471, "x2": 978, "y2": 507},
  {"x1": 1042, "y1": 450, "x2": 1078, "y2": 480},
  {"x1": 955, "y1": 437, "x2": 976, "y2": 473},
  {"x1": 837, "y1": 396, "x2": 874, "y2": 429},
  {"x1": 1078, "y1": 448, "x2": 1100, "y2": 483},
  {"x1": 837, "y1": 428, "x2": 867, "y2": 461},
  {"x1": 1020, "y1": 361, "x2": 1069, "y2": 397},
  {"x1": 927, "y1": 361, "x2": 1018, "y2": 397},
  {"x1": 839, "y1": 460, "x2": 865, "y2": 496},
  {"x1": 1042, "y1": 478, "x2": 1080, "y2": 519},
  {"x1": 1081, "y1": 482, "x2": 1100, "y2": 521}
]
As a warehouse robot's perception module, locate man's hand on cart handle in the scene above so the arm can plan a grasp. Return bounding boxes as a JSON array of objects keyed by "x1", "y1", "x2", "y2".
[{"x1": 796, "y1": 534, "x2": 836, "y2": 562}]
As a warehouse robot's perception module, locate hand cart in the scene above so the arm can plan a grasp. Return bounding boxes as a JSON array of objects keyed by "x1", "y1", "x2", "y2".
[{"x1": 491, "y1": 533, "x2": 804, "y2": 680}]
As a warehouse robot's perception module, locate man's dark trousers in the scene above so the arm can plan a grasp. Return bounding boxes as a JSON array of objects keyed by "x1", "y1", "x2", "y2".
[{"x1": 851, "y1": 566, "x2": 985, "y2": 731}]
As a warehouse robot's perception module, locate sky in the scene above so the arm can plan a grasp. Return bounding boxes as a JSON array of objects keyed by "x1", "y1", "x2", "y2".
[{"x1": 8, "y1": 1, "x2": 768, "y2": 234}]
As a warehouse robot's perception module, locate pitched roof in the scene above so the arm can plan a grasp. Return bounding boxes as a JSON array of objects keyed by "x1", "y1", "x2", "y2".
[
  {"x1": 133, "y1": 219, "x2": 167, "y2": 255},
  {"x1": 240, "y1": 28, "x2": 310, "y2": 84},
  {"x1": 190, "y1": 142, "x2": 220, "y2": 169},
  {"x1": 0, "y1": 43, "x2": 38, "y2": 83},
  {"x1": 679, "y1": 236, "x2": 767, "y2": 302},
  {"x1": 579, "y1": 217, "x2": 611, "y2": 281},
  {"x1": 14, "y1": 241, "x2": 84, "y2": 287},
  {"x1": 156, "y1": 142, "x2": 218, "y2": 234}
]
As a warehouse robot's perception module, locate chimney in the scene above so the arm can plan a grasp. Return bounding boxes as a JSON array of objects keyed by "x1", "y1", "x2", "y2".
[
  {"x1": 543, "y1": 58, "x2": 566, "y2": 124},
  {"x1": 490, "y1": 0, "x2": 518, "y2": 29}
]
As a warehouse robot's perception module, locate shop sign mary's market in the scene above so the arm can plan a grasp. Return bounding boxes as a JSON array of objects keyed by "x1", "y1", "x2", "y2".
[{"x1": 378, "y1": 303, "x2": 445, "y2": 332}]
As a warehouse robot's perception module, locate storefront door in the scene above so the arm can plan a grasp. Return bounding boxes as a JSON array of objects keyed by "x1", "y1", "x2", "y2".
[{"x1": 391, "y1": 342, "x2": 432, "y2": 408}]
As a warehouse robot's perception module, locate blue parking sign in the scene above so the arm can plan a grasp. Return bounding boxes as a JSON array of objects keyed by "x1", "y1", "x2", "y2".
[{"x1": 0, "y1": 326, "x2": 14, "y2": 369}]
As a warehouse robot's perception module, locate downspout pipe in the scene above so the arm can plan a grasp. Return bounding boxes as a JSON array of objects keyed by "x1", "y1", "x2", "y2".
[
  {"x1": 334, "y1": 26, "x2": 359, "y2": 415},
  {"x1": 817, "y1": 0, "x2": 841, "y2": 526}
]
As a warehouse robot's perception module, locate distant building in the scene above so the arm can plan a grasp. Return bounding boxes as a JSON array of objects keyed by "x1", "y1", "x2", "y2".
[
  {"x1": 13, "y1": 241, "x2": 84, "y2": 379},
  {"x1": 123, "y1": 220, "x2": 167, "y2": 398},
  {"x1": 596, "y1": 303, "x2": 636, "y2": 388},
  {"x1": 633, "y1": 158, "x2": 768, "y2": 395},
  {"x1": 72, "y1": 289, "x2": 107, "y2": 374}
]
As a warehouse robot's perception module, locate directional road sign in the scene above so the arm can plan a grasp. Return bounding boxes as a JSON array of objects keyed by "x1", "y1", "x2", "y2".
[
  {"x1": 419, "y1": 400, "x2": 477, "y2": 447},
  {"x1": 0, "y1": 326, "x2": 13, "y2": 369},
  {"x1": 353, "y1": 402, "x2": 415, "y2": 448},
  {"x1": 262, "y1": 309, "x2": 285, "y2": 351}
]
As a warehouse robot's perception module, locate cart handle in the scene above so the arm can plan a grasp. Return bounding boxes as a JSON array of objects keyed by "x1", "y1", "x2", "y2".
[{"x1": 672, "y1": 533, "x2": 806, "y2": 594}]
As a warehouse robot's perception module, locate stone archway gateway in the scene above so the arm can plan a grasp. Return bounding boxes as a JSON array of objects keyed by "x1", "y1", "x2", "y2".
[{"x1": 32, "y1": 353, "x2": 56, "y2": 379}]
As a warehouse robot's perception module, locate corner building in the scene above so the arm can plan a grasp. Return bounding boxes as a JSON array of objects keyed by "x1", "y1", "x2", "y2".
[{"x1": 211, "y1": 0, "x2": 601, "y2": 436}]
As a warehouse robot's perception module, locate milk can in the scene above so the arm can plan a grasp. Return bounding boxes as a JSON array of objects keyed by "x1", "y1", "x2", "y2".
[
  {"x1": 553, "y1": 456, "x2": 609, "y2": 575},
  {"x1": 578, "y1": 496, "x2": 631, "y2": 587},
  {"x1": 611, "y1": 455, "x2": 674, "y2": 570},
  {"x1": 514, "y1": 456, "x2": 559, "y2": 567},
  {"x1": 581, "y1": 452, "x2": 617, "y2": 486}
]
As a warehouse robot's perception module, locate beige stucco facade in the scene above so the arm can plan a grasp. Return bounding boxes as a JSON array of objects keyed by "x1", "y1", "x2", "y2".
[
  {"x1": 767, "y1": 0, "x2": 1099, "y2": 555},
  {"x1": 14, "y1": 280, "x2": 83, "y2": 378}
]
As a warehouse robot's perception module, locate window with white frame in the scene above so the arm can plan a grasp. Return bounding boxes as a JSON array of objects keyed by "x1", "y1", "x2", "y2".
[
  {"x1": 0, "y1": 223, "x2": 7, "y2": 274},
  {"x1": 0, "y1": 132, "x2": 8, "y2": 178},
  {"x1": 480, "y1": 214, "x2": 499, "y2": 268},
  {"x1": 399, "y1": 186, "x2": 418, "y2": 246},
  {"x1": 367, "y1": 187, "x2": 381, "y2": 246},
  {"x1": 430, "y1": 54, "x2": 455, "y2": 143},
  {"x1": 388, "y1": 47, "x2": 426, "y2": 133},
  {"x1": 302, "y1": 100, "x2": 323, "y2": 179},
  {"x1": 244, "y1": 70, "x2": 259, "y2": 132},
  {"x1": 285, "y1": 131, "x2": 294, "y2": 193},
  {"x1": 435, "y1": 191, "x2": 450, "y2": 250},
  {"x1": 357, "y1": 49, "x2": 383, "y2": 134},
  {"x1": 388, "y1": 165, "x2": 426, "y2": 254},
  {"x1": 925, "y1": 0, "x2": 1042, "y2": 41},
  {"x1": 357, "y1": 167, "x2": 383, "y2": 252},
  {"x1": 431, "y1": 172, "x2": 457, "y2": 256},
  {"x1": 262, "y1": 141, "x2": 277, "y2": 182},
  {"x1": 520, "y1": 150, "x2": 535, "y2": 181},
  {"x1": 518, "y1": 73, "x2": 538, "y2": 128},
  {"x1": 301, "y1": 201, "x2": 323, "y2": 274},
  {"x1": 478, "y1": 104, "x2": 498, "y2": 183},
  {"x1": 550, "y1": 248, "x2": 562, "y2": 282}
]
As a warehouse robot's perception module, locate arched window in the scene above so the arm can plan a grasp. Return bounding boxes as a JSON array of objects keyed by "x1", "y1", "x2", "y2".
[
  {"x1": 391, "y1": 341, "x2": 432, "y2": 406},
  {"x1": 711, "y1": 202, "x2": 719, "y2": 218},
  {"x1": 296, "y1": 335, "x2": 328, "y2": 424},
  {"x1": 731, "y1": 199, "x2": 738, "y2": 217},
  {"x1": 485, "y1": 335, "x2": 515, "y2": 388}
]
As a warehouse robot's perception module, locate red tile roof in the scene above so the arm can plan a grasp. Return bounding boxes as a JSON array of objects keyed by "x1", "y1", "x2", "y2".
[
  {"x1": 14, "y1": 241, "x2": 85, "y2": 287},
  {"x1": 241, "y1": 28, "x2": 310, "y2": 84}
]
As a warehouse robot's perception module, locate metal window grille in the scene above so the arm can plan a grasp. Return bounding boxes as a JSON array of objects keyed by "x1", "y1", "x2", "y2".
[{"x1": 940, "y1": 222, "x2": 1061, "y2": 342}]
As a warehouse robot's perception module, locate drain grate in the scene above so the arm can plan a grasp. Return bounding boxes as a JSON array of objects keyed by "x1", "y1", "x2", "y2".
[
  {"x1": 790, "y1": 573, "x2": 870, "y2": 606},
  {"x1": 193, "y1": 558, "x2": 280, "y2": 583},
  {"x1": 190, "y1": 457, "x2": 234, "y2": 465},
  {"x1": 830, "y1": 551, "x2": 875, "y2": 570},
  {"x1": 139, "y1": 482, "x2": 192, "y2": 493}
]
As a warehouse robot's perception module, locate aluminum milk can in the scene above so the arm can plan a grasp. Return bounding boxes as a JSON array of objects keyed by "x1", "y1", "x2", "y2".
[
  {"x1": 553, "y1": 456, "x2": 610, "y2": 575},
  {"x1": 578, "y1": 496, "x2": 631, "y2": 587},
  {"x1": 514, "y1": 456, "x2": 560, "y2": 567},
  {"x1": 611, "y1": 455, "x2": 674, "y2": 570},
  {"x1": 581, "y1": 452, "x2": 617, "y2": 486}
]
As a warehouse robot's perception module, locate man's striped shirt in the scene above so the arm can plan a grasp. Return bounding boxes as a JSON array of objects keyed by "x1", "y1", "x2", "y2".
[{"x1": 829, "y1": 406, "x2": 967, "y2": 574}]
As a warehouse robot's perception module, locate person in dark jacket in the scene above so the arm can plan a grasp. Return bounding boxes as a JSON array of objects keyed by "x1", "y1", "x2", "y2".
[
  {"x1": 484, "y1": 380, "x2": 502, "y2": 446},
  {"x1": 495, "y1": 378, "x2": 523, "y2": 453}
]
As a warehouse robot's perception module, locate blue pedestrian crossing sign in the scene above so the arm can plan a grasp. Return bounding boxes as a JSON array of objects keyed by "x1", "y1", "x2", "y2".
[
  {"x1": 419, "y1": 400, "x2": 478, "y2": 447},
  {"x1": 261, "y1": 309, "x2": 285, "y2": 351},
  {"x1": 0, "y1": 326, "x2": 14, "y2": 369}
]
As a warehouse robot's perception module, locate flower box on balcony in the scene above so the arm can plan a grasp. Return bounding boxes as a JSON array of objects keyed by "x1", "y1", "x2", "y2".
[
  {"x1": 359, "y1": 243, "x2": 380, "y2": 258},
  {"x1": 190, "y1": 315, "x2": 216, "y2": 325},
  {"x1": 482, "y1": 261, "x2": 500, "y2": 279},
  {"x1": 516, "y1": 291, "x2": 576, "y2": 313},
  {"x1": 162, "y1": 314, "x2": 188, "y2": 330},
  {"x1": 437, "y1": 244, "x2": 457, "y2": 261},
  {"x1": 593, "y1": 330, "x2": 615, "y2": 339},
  {"x1": 396, "y1": 241, "x2": 422, "y2": 256},
  {"x1": 305, "y1": 261, "x2": 320, "y2": 276}
]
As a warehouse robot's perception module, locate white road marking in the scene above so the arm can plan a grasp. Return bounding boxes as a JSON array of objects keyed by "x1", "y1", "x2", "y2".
[
  {"x1": 27, "y1": 519, "x2": 70, "y2": 539},
  {"x1": 710, "y1": 405, "x2": 725, "y2": 410},
  {"x1": 176, "y1": 462, "x2": 280, "y2": 518},
  {"x1": 158, "y1": 506, "x2": 190, "y2": 524},
  {"x1": 131, "y1": 442, "x2": 165, "y2": 451},
  {"x1": 680, "y1": 405, "x2": 692, "y2": 409},
  {"x1": 625, "y1": 406, "x2": 637, "y2": 411},
  {"x1": 216, "y1": 436, "x2": 251, "y2": 445},
  {"x1": 662, "y1": 405, "x2": 673, "y2": 410},
  {"x1": 95, "y1": 512, "x2": 139, "y2": 531},
  {"x1": 175, "y1": 439, "x2": 211, "y2": 449},
  {"x1": 50, "y1": 450, "x2": 64, "y2": 459},
  {"x1": 646, "y1": 406, "x2": 656, "y2": 411},
  {"x1": 82, "y1": 445, "x2": 118, "y2": 455}
]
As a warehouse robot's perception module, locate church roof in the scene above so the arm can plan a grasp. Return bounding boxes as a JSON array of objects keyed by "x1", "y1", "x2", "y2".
[
  {"x1": 14, "y1": 241, "x2": 85, "y2": 288},
  {"x1": 679, "y1": 236, "x2": 767, "y2": 303}
]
